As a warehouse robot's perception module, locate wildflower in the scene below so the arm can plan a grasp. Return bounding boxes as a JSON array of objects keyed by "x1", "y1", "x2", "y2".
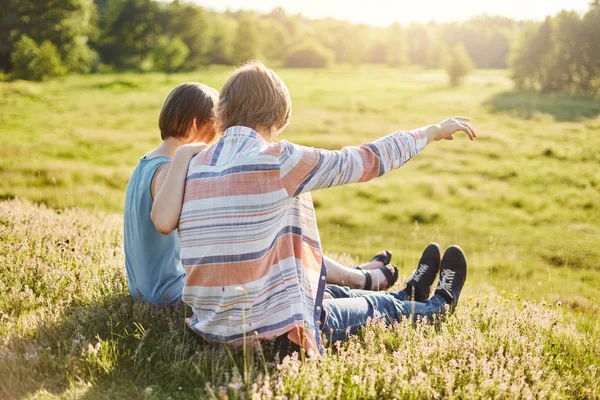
[
  {"x1": 143, "y1": 387, "x2": 153, "y2": 397},
  {"x1": 86, "y1": 344, "x2": 96, "y2": 356},
  {"x1": 351, "y1": 375, "x2": 360, "y2": 384},
  {"x1": 556, "y1": 301, "x2": 562, "y2": 307}
]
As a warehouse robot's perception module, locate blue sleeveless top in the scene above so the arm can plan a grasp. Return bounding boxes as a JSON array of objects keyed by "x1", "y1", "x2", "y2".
[{"x1": 124, "y1": 156, "x2": 186, "y2": 305}]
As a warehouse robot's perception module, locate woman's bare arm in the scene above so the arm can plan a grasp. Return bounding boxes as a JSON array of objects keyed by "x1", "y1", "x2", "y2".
[{"x1": 151, "y1": 143, "x2": 208, "y2": 234}]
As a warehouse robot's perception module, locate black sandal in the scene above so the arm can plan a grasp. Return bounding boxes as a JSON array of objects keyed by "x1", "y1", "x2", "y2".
[
  {"x1": 355, "y1": 250, "x2": 392, "y2": 270},
  {"x1": 370, "y1": 250, "x2": 392, "y2": 265},
  {"x1": 356, "y1": 251, "x2": 398, "y2": 290}
]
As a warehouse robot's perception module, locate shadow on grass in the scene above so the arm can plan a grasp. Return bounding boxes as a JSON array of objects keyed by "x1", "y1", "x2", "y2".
[
  {"x1": 88, "y1": 80, "x2": 141, "y2": 91},
  {"x1": 484, "y1": 91, "x2": 600, "y2": 122},
  {"x1": 1, "y1": 294, "x2": 282, "y2": 399}
]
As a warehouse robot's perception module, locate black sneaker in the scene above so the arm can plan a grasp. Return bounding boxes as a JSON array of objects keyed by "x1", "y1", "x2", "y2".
[
  {"x1": 434, "y1": 246, "x2": 467, "y2": 312},
  {"x1": 405, "y1": 243, "x2": 442, "y2": 301}
]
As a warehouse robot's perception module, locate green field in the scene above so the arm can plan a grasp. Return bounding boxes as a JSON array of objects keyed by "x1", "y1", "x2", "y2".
[{"x1": 1, "y1": 66, "x2": 600, "y2": 398}]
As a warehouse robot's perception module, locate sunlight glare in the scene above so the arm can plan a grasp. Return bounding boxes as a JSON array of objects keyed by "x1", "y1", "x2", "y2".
[{"x1": 192, "y1": 0, "x2": 592, "y2": 25}]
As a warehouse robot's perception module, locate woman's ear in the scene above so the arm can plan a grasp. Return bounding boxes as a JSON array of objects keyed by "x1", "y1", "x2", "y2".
[{"x1": 186, "y1": 118, "x2": 202, "y2": 142}]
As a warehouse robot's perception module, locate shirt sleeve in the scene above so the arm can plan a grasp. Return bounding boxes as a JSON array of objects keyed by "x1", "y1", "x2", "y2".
[{"x1": 278, "y1": 128, "x2": 429, "y2": 197}]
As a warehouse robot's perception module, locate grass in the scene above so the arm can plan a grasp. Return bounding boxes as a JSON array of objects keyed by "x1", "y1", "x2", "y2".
[
  {"x1": 1, "y1": 66, "x2": 599, "y2": 398},
  {"x1": 1, "y1": 199, "x2": 598, "y2": 399}
]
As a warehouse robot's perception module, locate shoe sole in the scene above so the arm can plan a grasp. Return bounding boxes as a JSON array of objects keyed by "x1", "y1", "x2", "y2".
[
  {"x1": 425, "y1": 243, "x2": 442, "y2": 268},
  {"x1": 439, "y1": 245, "x2": 468, "y2": 311},
  {"x1": 443, "y1": 245, "x2": 467, "y2": 276}
]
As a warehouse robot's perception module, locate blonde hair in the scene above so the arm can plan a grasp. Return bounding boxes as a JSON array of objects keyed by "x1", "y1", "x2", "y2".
[
  {"x1": 217, "y1": 60, "x2": 291, "y2": 138},
  {"x1": 159, "y1": 82, "x2": 219, "y2": 141}
]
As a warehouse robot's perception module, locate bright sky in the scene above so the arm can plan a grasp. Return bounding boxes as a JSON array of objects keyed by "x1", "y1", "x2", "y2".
[{"x1": 189, "y1": 0, "x2": 591, "y2": 25}]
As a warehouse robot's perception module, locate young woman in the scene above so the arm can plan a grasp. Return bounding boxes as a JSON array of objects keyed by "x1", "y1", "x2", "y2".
[{"x1": 123, "y1": 82, "x2": 218, "y2": 305}]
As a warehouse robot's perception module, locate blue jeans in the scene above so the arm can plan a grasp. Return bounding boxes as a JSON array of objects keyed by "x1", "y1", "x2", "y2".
[{"x1": 320, "y1": 285, "x2": 448, "y2": 344}]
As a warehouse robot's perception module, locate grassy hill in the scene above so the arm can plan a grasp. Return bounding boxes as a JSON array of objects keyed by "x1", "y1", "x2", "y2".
[{"x1": 1, "y1": 66, "x2": 599, "y2": 398}]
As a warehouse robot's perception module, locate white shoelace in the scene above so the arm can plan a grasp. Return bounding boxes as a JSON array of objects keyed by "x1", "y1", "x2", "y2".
[
  {"x1": 437, "y1": 269, "x2": 456, "y2": 297},
  {"x1": 410, "y1": 263, "x2": 429, "y2": 282}
]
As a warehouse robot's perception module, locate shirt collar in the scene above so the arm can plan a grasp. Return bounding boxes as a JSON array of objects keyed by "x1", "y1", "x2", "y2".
[{"x1": 223, "y1": 126, "x2": 268, "y2": 142}]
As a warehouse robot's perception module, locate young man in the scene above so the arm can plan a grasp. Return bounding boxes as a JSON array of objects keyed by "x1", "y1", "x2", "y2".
[
  {"x1": 123, "y1": 82, "x2": 218, "y2": 305},
  {"x1": 178, "y1": 61, "x2": 475, "y2": 355},
  {"x1": 124, "y1": 81, "x2": 396, "y2": 306}
]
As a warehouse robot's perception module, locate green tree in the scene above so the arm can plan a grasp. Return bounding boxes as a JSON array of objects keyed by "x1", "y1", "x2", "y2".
[
  {"x1": 10, "y1": 35, "x2": 40, "y2": 80},
  {"x1": 95, "y1": 0, "x2": 160, "y2": 69},
  {"x1": 284, "y1": 41, "x2": 334, "y2": 68},
  {"x1": 407, "y1": 24, "x2": 431, "y2": 65},
  {"x1": 259, "y1": 18, "x2": 291, "y2": 64},
  {"x1": 11, "y1": 36, "x2": 64, "y2": 80},
  {"x1": 158, "y1": 2, "x2": 210, "y2": 68},
  {"x1": 344, "y1": 24, "x2": 369, "y2": 66},
  {"x1": 368, "y1": 41, "x2": 387, "y2": 64},
  {"x1": 425, "y1": 40, "x2": 449, "y2": 69},
  {"x1": 510, "y1": 7, "x2": 599, "y2": 94},
  {"x1": 510, "y1": 21, "x2": 551, "y2": 91},
  {"x1": 580, "y1": 4, "x2": 600, "y2": 92},
  {"x1": 206, "y1": 15, "x2": 236, "y2": 65},
  {"x1": 2, "y1": 0, "x2": 97, "y2": 73},
  {"x1": 151, "y1": 35, "x2": 189, "y2": 76},
  {"x1": 547, "y1": 11, "x2": 586, "y2": 93},
  {"x1": 0, "y1": 0, "x2": 15, "y2": 71},
  {"x1": 37, "y1": 41, "x2": 66, "y2": 78},
  {"x1": 446, "y1": 43, "x2": 475, "y2": 86},
  {"x1": 386, "y1": 23, "x2": 408, "y2": 67},
  {"x1": 232, "y1": 15, "x2": 262, "y2": 64}
]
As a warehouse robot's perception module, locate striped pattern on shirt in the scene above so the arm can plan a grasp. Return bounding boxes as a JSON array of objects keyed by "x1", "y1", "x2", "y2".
[{"x1": 179, "y1": 125, "x2": 428, "y2": 352}]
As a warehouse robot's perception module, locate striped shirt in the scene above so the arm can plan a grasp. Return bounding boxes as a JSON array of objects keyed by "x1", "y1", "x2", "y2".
[{"x1": 179, "y1": 125, "x2": 429, "y2": 354}]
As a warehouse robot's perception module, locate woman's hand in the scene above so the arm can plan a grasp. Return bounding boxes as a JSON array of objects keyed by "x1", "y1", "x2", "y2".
[
  {"x1": 176, "y1": 142, "x2": 209, "y2": 158},
  {"x1": 426, "y1": 117, "x2": 477, "y2": 142}
]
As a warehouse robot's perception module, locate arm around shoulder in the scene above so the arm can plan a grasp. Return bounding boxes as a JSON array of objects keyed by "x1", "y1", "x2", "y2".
[{"x1": 151, "y1": 144, "x2": 208, "y2": 235}]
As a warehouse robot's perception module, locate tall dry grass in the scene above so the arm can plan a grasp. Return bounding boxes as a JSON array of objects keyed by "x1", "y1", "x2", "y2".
[{"x1": 1, "y1": 199, "x2": 598, "y2": 399}]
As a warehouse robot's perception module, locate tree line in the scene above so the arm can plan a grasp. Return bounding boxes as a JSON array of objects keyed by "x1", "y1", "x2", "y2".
[
  {"x1": 511, "y1": 1, "x2": 600, "y2": 94},
  {"x1": 0, "y1": 0, "x2": 598, "y2": 94}
]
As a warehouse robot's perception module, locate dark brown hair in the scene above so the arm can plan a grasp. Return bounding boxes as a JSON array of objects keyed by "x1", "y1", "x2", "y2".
[
  {"x1": 217, "y1": 61, "x2": 291, "y2": 136},
  {"x1": 159, "y1": 82, "x2": 219, "y2": 141}
]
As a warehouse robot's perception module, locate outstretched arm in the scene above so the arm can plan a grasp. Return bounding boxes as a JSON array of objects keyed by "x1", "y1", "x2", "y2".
[
  {"x1": 279, "y1": 117, "x2": 476, "y2": 197},
  {"x1": 151, "y1": 143, "x2": 208, "y2": 234}
]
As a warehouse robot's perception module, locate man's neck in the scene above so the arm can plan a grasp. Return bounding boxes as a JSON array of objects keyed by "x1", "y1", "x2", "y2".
[{"x1": 254, "y1": 126, "x2": 275, "y2": 142}]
